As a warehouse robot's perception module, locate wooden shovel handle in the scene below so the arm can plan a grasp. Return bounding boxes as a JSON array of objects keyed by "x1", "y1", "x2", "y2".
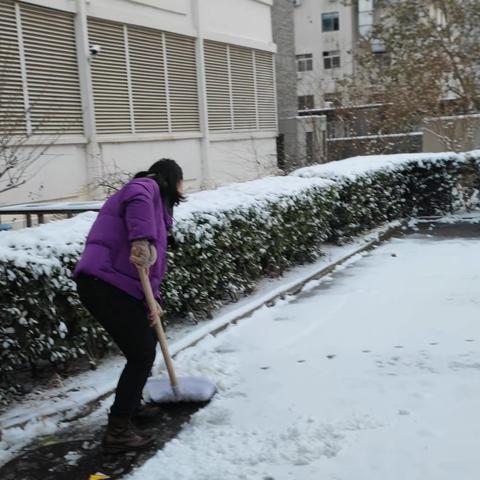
[{"x1": 137, "y1": 266, "x2": 178, "y2": 388}]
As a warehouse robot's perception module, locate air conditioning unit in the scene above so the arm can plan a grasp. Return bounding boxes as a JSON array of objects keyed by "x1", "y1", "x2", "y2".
[{"x1": 292, "y1": 0, "x2": 302, "y2": 7}]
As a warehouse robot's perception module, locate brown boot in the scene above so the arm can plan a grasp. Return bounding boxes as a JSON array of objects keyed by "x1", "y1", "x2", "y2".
[
  {"x1": 103, "y1": 414, "x2": 155, "y2": 454},
  {"x1": 132, "y1": 403, "x2": 164, "y2": 423}
]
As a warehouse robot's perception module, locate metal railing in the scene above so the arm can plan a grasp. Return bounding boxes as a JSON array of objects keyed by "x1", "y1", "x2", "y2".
[{"x1": 0, "y1": 201, "x2": 103, "y2": 228}]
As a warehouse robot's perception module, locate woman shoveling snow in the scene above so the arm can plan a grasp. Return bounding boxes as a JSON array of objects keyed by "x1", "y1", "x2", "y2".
[{"x1": 74, "y1": 159, "x2": 215, "y2": 454}]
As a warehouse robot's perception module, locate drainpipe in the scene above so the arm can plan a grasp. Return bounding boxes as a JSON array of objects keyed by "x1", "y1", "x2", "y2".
[
  {"x1": 75, "y1": 0, "x2": 103, "y2": 199},
  {"x1": 191, "y1": 0, "x2": 212, "y2": 189}
]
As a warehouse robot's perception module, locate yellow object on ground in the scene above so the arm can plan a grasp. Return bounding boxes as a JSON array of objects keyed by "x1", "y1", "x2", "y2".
[{"x1": 88, "y1": 473, "x2": 111, "y2": 480}]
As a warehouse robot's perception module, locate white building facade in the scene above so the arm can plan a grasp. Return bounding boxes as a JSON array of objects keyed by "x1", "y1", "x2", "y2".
[
  {"x1": 294, "y1": 0, "x2": 359, "y2": 110},
  {"x1": 0, "y1": 0, "x2": 278, "y2": 204}
]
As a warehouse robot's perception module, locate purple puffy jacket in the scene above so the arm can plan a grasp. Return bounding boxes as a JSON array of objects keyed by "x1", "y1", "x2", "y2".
[{"x1": 74, "y1": 178, "x2": 172, "y2": 300}]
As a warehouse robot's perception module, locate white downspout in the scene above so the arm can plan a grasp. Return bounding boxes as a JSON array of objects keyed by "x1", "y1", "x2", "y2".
[
  {"x1": 75, "y1": 0, "x2": 104, "y2": 199},
  {"x1": 191, "y1": 0, "x2": 212, "y2": 189}
]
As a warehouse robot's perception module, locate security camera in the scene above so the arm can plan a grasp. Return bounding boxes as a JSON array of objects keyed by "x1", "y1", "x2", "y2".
[{"x1": 89, "y1": 44, "x2": 101, "y2": 56}]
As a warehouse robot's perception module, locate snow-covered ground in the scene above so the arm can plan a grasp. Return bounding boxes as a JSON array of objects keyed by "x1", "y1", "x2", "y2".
[
  {"x1": 127, "y1": 224, "x2": 480, "y2": 480},
  {"x1": 0, "y1": 223, "x2": 395, "y2": 466}
]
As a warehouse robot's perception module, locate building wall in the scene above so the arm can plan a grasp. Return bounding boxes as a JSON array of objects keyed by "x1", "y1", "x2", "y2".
[
  {"x1": 16, "y1": 0, "x2": 276, "y2": 45},
  {"x1": 203, "y1": 0, "x2": 274, "y2": 47},
  {"x1": 423, "y1": 115, "x2": 480, "y2": 153},
  {"x1": 294, "y1": 0, "x2": 357, "y2": 109},
  {"x1": 4, "y1": 142, "x2": 89, "y2": 205},
  {"x1": 271, "y1": 0, "x2": 298, "y2": 170},
  {"x1": 0, "y1": 0, "x2": 278, "y2": 205},
  {"x1": 100, "y1": 138, "x2": 203, "y2": 186},
  {"x1": 209, "y1": 133, "x2": 278, "y2": 184}
]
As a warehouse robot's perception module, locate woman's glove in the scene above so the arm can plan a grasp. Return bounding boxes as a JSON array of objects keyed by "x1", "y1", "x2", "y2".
[{"x1": 130, "y1": 240, "x2": 157, "y2": 267}]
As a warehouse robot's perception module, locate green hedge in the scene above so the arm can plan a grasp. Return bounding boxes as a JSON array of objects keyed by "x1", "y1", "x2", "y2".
[{"x1": 1, "y1": 152, "x2": 480, "y2": 405}]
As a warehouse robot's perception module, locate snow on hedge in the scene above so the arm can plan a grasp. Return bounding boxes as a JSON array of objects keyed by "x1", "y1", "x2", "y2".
[
  {"x1": 175, "y1": 176, "x2": 334, "y2": 221},
  {"x1": 0, "y1": 176, "x2": 334, "y2": 266},
  {"x1": 0, "y1": 212, "x2": 96, "y2": 271},
  {"x1": 1, "y1": 149, "x2": 475, "y2": 266},
  {"x1": 292, "y1": 151, "x2": 473, "y2": 180}
]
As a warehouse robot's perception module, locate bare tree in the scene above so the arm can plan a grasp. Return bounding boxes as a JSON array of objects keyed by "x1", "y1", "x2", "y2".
[
  {"x1": 89, "y1": 162, "x2": 132, "y2": 196},
  {"x1": 0, "y1": 46, "x2": 75, "y2": 199},
  {"x1": 0, "y1": 120, "x2": 60, "y2": 197},
  {"x1": 335, "y1": 0, "x2": 480, "y2": 150}
]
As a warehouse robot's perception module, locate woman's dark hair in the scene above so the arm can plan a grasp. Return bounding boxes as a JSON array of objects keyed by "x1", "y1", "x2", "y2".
[{"x1": 134, "y1": 158, "x2": 185, "y2": 208}]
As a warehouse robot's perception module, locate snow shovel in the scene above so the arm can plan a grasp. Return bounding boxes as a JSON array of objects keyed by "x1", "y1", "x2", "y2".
[{"x1": 137, "y1": 266, "x2": 217, "y2": 403}]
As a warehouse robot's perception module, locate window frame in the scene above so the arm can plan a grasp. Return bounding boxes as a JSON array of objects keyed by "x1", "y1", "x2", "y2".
[
  {"x1": 296, "y1": 53, "x2": 313, "y2": 72},
  {"x1": 321, "y1": 11, "x2": 340, "y2": 32},
  {"x1": 323, "y1": 50, "x2": 341, "y2": 70},
  {"x1": 298, "y1": 94, "x2": 314, "y2": 111}
]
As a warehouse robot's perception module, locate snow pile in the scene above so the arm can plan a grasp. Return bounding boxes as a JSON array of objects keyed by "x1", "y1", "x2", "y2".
[{"x1": 136, "y1": 411, "x2": 346, "y2": 479}]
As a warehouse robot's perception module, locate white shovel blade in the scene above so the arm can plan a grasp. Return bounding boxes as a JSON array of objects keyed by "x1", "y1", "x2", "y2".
[{"x1": 146, "y1": 376, "x2": 216, "y2": 403}]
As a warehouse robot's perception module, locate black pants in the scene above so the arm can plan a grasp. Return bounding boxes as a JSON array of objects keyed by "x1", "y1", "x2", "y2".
[{"x1": 76, "y1": 274, "x2": 157, "y2": 418}]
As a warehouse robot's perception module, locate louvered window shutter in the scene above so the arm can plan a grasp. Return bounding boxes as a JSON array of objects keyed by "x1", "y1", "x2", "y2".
[
  {"x1": 255, "y1": 51, "x2": 277, "y2": 131},
  {"x1": 128, "y1": 26, "x2": 168, "y2": 133},
  {"x1": 204, "y1": 41, "x2": 232, "y2": 131},
  {"x1": 88, "y1": 18, "x2": 132, "y2": 134},
  {"x1": 20, "y1": 3, "x2": 83, "y2": 134},
  {"x1": 230, "y1": 45, "x2": 257, "y2": 130},
  {"x1": 165, "y1": 33, "x2": 199, "y2": 132},
  {"x1": 0, "y1": 0, "x2": 25, "y2": 135}
]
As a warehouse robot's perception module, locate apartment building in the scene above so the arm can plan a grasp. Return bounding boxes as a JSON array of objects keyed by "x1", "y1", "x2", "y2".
[
  {"x1": 294, "y1": 0, "x2": 376, "y2": 110},
  {"x1": 0, "y1": 0, "x2": 278, "y2": 204},
  {"x1": 294, "y1": 0, "x2": 357, "y2": 110}
]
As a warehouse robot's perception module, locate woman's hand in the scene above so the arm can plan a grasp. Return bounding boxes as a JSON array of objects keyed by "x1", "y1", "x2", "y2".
[
  {"x1": 148, "y1": 301, "x2": 164, "y2": 327},
  {"x1": 130, "y1": 240, "x2": 157, "y2": 267}
]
